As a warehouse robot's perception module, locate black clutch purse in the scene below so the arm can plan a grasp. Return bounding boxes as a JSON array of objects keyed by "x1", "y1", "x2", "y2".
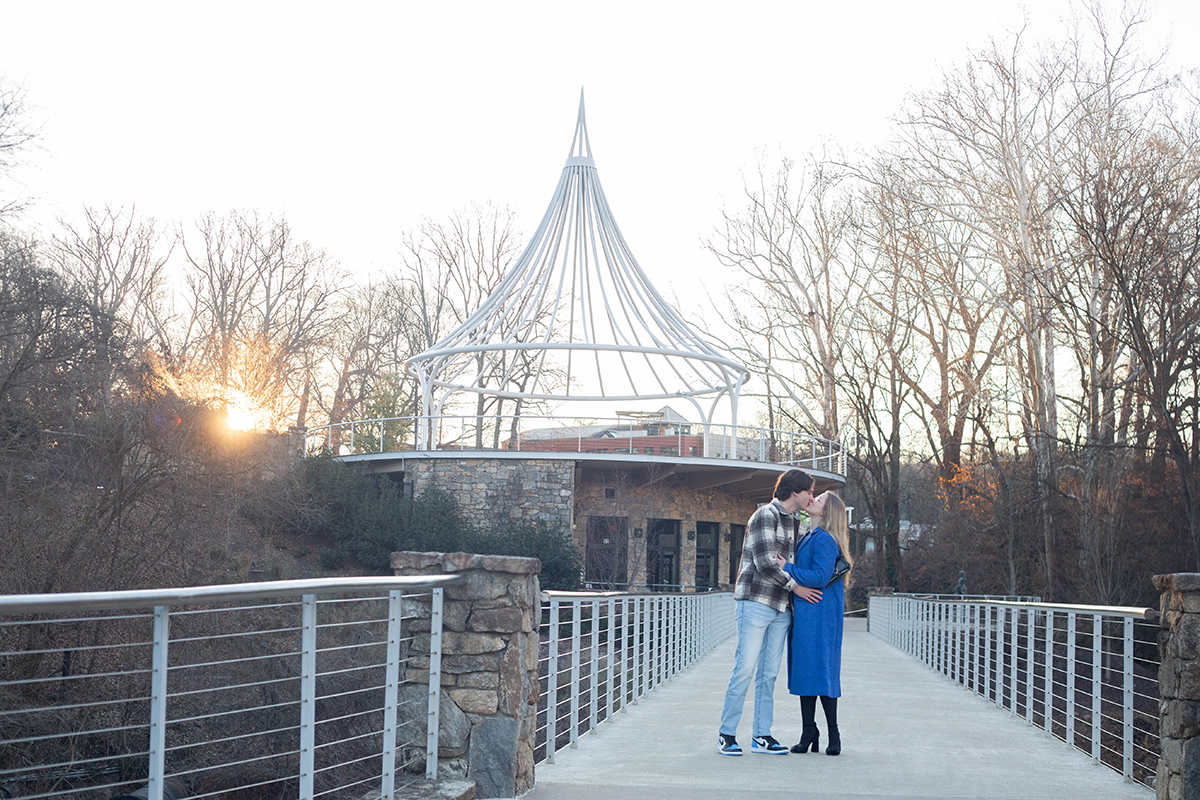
[{"x1": 828, "y1": 554, "x2": 851, "y2": 585}]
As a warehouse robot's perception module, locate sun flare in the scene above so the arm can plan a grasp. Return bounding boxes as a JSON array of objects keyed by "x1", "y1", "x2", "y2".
[{"x1": 222, "y1": 388, "x2": 272, "y2": 432}]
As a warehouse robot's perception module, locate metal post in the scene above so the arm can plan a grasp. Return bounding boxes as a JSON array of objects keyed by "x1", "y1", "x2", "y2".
[
  {"x1": 1066, "y1": 612, "x2": 1077, "y2": 748},
  {"x1": 619, "y1": 598, "x2": 630, "y2": 712},
  {"x1": 589, "y1": 599, "x2": 599, "y2": 733},
  {"x1": 148, "y1": 606, "x2": 170, "y2": 800},
  {"x1": 633, "y1": 597, "x2": 644, "y2": 702},
  {"x1": 547, "y1": 600, "x2": 560, "y2": 761},
  {"x1": 933, "y1": 603, "x2": 941, "y2": 673},
  {"x1": 300, "y1": 595, "x2": 317, "y2": 800},
  {"x1": 570, "y1": 601, "x2": 581, "y2": 746},
  {"x1": 1044, "y1": 610, "x2": 1054, "y2": 732},
  {"x1": 426, "y1": 588, "x2": 444, "y2": 779},
  {"x1": 996, "y1": 607, "x2": 1006, "y2": 709},
  {"x1": 982, "y1": 605, "x2": 992, "y2": 703},
  {"x1": 381, "y1": 590, "x2": 402, "y2": 796},
  {"x1": 1123, "y1": 616, "x2": 1134, "y2": 780},
  {"x1": 950, "y1": 604, "x2": 960, "y2": 686},
  {"x1": 1025, "y1": 609, "x2": 1035, "y2": 723},
  {"x1": 972, "y1": 603, "x2": 980, "y2": 693},
  {"x1": 673, "y1": 596, "x2": 681, "y2": 676},
  {"x1": 607, "y1": 598, "x2": 617, "y2": 720},
  {"x1": 652, "y1": 597, "x2": 662, "y2": 690},
  {"x1": 1091, "y1": 615, "x2": 1102, "y2": 763}
]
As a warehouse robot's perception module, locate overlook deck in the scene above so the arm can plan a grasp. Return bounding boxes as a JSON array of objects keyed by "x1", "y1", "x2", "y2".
[{"x1": 522, "y1": 618, "x2": 1151, "y2": 800}]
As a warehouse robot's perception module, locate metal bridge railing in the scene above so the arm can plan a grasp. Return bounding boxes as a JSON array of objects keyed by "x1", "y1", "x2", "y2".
[
  {"x1": 305, "y1": 414, "x2": 845, "y2": 476},
  {"x1": 536, "y1": 590, "x2": 735, "y2": 764},
  {"x1": 0, "y1": 576, "x2": 461, "y2": 800},
  {"x1": 869, "y1": 593, "x2": 1160, "y2": 788}
]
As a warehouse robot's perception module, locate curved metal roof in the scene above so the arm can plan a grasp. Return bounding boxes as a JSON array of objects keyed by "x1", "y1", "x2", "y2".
[{"x1": 405, "y1": 91, "x2": 751, "y2": 434}]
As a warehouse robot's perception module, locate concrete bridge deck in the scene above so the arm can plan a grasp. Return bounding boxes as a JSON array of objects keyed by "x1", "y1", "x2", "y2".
[{"x1": 518, "y1": 618, "x2": 1152, "y2": 800}]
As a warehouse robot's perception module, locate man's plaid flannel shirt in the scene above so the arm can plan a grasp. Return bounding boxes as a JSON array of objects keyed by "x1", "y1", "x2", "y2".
[{"x1": 733, "y1": 498, "x2": 798, "y2": 613}]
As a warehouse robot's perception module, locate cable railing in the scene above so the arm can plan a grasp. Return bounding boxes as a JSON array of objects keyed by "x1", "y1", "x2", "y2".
[
  {"x1": 536, "y1": 590, "x2": 736, "y2": 764},
  {"x1": 869, "y1": 593, "x2": 1160, "y2": 788},
  {"x1": 0, "y1": 576, "x2": 461, "y2": 800},
  {"x1": 305, "y1": 415, "x2": 845, "y2": 476}
]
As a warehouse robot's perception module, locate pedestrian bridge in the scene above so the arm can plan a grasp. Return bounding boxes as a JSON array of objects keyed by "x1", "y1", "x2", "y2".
[
  {"x1": 527, "y1": 615, "x2": 1152, "y2": 800},
  {"x1": 0, "y1": 583, "x2": 1159, "y2": 800}
]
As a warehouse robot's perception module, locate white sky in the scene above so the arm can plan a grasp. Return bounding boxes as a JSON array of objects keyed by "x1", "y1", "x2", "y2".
[{"x1": 3, "y1": 0, "x2": 1198, "y2": 303}]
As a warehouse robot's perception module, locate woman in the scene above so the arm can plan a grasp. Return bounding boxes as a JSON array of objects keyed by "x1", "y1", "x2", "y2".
[{"x1": 775, "y1": 491, "x2": 853, "y2": 756}]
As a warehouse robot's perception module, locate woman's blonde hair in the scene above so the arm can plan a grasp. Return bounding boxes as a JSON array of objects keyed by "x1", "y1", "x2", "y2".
[{"x1": 819, "y1": 491, "x2": 854, "y2": 587}]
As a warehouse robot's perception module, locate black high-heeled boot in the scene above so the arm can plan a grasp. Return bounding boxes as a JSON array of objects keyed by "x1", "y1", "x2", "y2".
[
  {"x1": 820, "y1": 696, "x2": 841, "y2": 755},
  {"x1": 825, "y1": 725, "x2": 841, "y2": 756},
  {"x1": 791, "y1": 724, "x2": 819, "y2": 753}
]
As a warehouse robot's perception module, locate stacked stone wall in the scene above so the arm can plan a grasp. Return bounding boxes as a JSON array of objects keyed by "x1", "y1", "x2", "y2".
[
  {"x1": 392, "y1": 551, "x2": 540, "y2": 799},
  {"x1": 1156, "y1": 573, "x2": 1200, "y2": 800},
  {"x1": 406, "y1": 459, "x2": 574, "y2": 535}
]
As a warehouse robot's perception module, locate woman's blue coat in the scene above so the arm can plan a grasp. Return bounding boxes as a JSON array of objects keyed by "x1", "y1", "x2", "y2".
[{"x1": 783, "y1": 526, "x2": 844, "y2": 697}]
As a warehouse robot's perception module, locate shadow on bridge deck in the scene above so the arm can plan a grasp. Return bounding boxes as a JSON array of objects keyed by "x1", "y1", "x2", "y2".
[{"x1": 516, "y1": 618, "x2": 1151, "y2": 800}]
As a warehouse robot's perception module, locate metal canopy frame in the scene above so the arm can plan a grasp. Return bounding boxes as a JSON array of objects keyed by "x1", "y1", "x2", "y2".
[{"x1": 405, "y1": 92, "x2": 750, "y2": 449}]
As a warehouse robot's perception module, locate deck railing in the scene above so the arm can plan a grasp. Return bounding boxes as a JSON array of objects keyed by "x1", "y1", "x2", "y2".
[
  {"x1": 869, "y1": 593, "x2": 1160, "y2": 788},
  {"x1": 306, "y1": 415, "x2": 845, "y2": 475},
  {"x1": 536, "y1": 590, "x2": 736, "y2": 763},
  {"x1": 0, "y1": 576, "x2": 461, "y2": 800}
]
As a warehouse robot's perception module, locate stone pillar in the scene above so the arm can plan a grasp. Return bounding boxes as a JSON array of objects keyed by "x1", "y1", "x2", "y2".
[
  {"x1": 1155, "y1": 573, "x2": 1200, "y2": 800},
  {"x1": 392, "y1": 551, "x2": 541, "y2": 799}
]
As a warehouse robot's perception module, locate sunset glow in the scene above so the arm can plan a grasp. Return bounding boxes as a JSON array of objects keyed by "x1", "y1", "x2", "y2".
[{"x1": 222, "y1": 388, "x2": 273, "y2": 432}]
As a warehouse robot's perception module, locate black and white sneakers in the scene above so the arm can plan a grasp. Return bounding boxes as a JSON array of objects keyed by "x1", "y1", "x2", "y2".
[
  {"x1": 720, "y1": 733, "x2": 789, "y2": 755},
  {"x1": 717, "y1": 733, "x2": 742, "y2": 756},
  {"x1": 750, "y1": 735, "x2": 789, "y2": 754}
]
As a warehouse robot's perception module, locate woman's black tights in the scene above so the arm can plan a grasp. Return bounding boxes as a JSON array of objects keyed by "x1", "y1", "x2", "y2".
[{"x1": 800, "y1": 695, "x2": 838, "y2": 729}]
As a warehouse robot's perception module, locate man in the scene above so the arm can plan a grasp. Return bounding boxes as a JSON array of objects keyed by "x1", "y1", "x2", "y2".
[{"x1": 718, "y1": 468, "x2": 821, "y2": 755}]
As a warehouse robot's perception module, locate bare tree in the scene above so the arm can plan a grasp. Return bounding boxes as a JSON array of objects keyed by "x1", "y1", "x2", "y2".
[
  {"x1": 880, "y1": 30, "x2": 1079, "y2": 597},
  {"x1": 176, "y1": 211, "x2": 342, "y2": 429},
  {"x1": 705, "y1": 154, "x2": 869, "y2": 443},
  {"x1": 0, "y1": 76, "x2": 38, "y2": 220}
]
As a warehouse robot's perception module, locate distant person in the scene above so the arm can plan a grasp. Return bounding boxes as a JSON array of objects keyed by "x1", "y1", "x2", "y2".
[
  {"x1": 955, "y1": 570, "x2": 967, "y2": 596},
  {"x1": 776, "y1": 490, "x2": 853, "y2": 756},
  {"x1": 718, "y1": 469, "x2": 822, "y2": 756}
]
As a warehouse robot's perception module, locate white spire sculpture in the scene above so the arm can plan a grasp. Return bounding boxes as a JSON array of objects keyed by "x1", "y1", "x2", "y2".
[{"x1": 406, "y1": 91, "x2": 751, "y2": 449}]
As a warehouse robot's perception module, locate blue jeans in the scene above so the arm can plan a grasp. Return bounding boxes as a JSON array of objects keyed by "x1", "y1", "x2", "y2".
[{"x1": 719, "y1": 600, "x2": 791, "y2": 738}]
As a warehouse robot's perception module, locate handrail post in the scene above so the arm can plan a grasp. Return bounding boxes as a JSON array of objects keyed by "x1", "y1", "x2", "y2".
[
  {"x1": 633, "y1": 597, "x2": 643, "y2": 705},
  {"x1": 1025, "y1": 609, "x2": 1035, "y2": 723},
  {"x1": 996, "y1": 606, "x2": 1006, "y2": 709},
  {"x1": 1091, "y1": 615, "x2": 1102, "y2": 763},
  {"x1": 148, "y1": 606, "x2": 169, "y2": 800},
  {"x1": 606, "y1": 598, "x2": 617, "y2": 720},
  {"x1": 1066, "y1": 612, "x2": 1077, "y2": 747},
  {"x1": 589, "y1": 598, "x2": 600, "y2": 735},
  {"x1": 1043, "y1": 610, "x2": 1054, "y2": 731},
  {"x1": 426, "y1": 587, "x2": 444, "y2": 779},
  {"x1": 547, "y1": 600, "x2": 559, "y2": 760},
  {"x1": 569, "y1": 601, "x2": 581, "y2": 746},
  {"x1": 619, "y1": 598, "x2": 630, "y2": 713},
  {"x1": 300, "y1": 595, "x2": 317, "y2": 800},
  {"x1": 983, "y1": 605, "x2": 992, "y2": 703},
  {"x1": 1122, "y1": 616, "x2": 1133, "y2": 780},
  {"x1": 381, "y1": 590, "x2": 402, "y2": 796}
]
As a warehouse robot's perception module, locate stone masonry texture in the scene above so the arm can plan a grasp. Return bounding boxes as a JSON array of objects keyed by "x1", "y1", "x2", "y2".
[
  {"x1": 1155, "y1": 573, "x2": 1200, "y2": 800},
  {"x1": 392, "y1": 550, "x2": 541, "y2": 799}
]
